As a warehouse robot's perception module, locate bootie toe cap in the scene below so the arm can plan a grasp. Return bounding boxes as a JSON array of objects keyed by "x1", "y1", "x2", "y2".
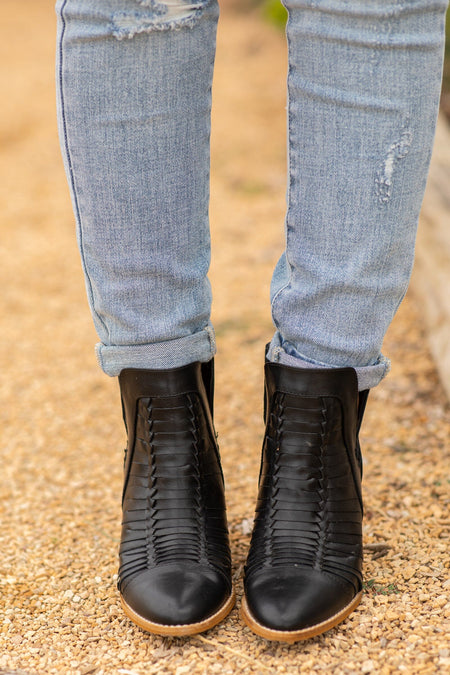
[
  {"x1": 245, "y1": 567, "x2": 358, "y2": 632},
  {"x1": 121, "y1": 564, "x2": 232, "y2": 628}
]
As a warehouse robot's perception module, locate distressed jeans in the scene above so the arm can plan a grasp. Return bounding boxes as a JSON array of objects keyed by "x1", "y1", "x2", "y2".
[{"x1": 56, "y1": 0, "x2": 448, "y2": 390}]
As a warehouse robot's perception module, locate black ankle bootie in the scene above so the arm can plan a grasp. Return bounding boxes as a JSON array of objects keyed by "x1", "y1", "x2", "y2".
[
  {"x1": 118, "y1": 361, "x2": 234, "y2": 636},
  {"x1": 242, "y1": 360, "x2": 368, "y2": 642}
]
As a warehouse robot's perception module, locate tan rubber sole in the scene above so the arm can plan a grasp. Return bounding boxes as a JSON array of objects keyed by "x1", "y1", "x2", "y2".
[
  {"x1": 240, "y1": 590, "x2": 363, "y2": 643},
  {"x1": 120, "y1": 590, "x2": 236, "y2": 637}
]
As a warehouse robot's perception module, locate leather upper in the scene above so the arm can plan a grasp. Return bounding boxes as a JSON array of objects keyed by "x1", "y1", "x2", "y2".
[
  {"x1": 118, "y1": 362, "x2": 232, "y2": 626},
  {"x1": 244, "y1": 362, "x2": 366, "y2": 632}
]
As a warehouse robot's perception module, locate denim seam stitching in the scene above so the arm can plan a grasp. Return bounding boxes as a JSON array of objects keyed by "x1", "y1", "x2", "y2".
[
  {"x1": 58, "y1": 0, "x2": 109, "y2": 341},
  {"x1": 204, "y1": 323, "x2": 216, "y2": 358},
  {"x1": 270, "y1": 6, "x2": 294, "y2": 329}
]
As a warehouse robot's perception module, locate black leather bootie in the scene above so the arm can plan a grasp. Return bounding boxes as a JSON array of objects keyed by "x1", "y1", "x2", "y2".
[
  {"x1": 242, "y1": 360, "x2": 368, "y2": 642},
  {"x1": 117, "y1": 361, "x2": 234, "y2": 636}
]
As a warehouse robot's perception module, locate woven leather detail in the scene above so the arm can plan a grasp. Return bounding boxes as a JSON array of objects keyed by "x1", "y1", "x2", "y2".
[
  {"x1": 118, "y1": 387, "x2": 231, "y2": 594},
  {"x1": 245, "y1": 387, "x2": 363, "y2": 594}
]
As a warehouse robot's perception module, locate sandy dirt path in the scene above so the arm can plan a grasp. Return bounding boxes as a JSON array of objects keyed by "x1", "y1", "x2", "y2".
[{"x1": 0, "y1": 2, "x2": 449, "y2": 673}]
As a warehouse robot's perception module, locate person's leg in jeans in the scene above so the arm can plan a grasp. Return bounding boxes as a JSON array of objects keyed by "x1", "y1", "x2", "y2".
[
  {"x1": 242, "y1": 0, "x2": 448, "y2": 641},
  {"x1": 56, "y1": 0, "x2": 449, "y2": 641},
  {"x1": 55, "y1": 0, "x2": 234, "y2": 636}
]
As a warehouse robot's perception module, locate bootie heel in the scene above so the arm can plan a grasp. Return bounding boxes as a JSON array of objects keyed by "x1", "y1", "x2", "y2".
[
  {"x1": 118, "y1": 361, "x2": 234, "y2": 636},
  {"x1": 242, "y1": 361, "x2": 368, "y2": 642}
]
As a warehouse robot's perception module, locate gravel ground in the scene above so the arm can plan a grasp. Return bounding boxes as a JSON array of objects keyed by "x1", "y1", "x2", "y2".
[{"x1": 0, "y1": 2, "x2": 449, "y2": 674}]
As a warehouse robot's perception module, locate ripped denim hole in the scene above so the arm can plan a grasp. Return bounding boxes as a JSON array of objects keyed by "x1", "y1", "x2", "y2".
[
  {"x1": 375, "y1": 122, "x2": 412, "y2": 205},
  {"x1": 112, "y1": 0, "x2": 210, "y2": 39}
]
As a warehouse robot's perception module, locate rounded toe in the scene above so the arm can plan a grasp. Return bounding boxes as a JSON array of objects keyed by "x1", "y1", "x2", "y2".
[
  {"x1": 121, "y1": 564, "x2": 231, "y2": 628},
  {"x1": 245, "y1": 567, "x2": 357, "y2": 632}
]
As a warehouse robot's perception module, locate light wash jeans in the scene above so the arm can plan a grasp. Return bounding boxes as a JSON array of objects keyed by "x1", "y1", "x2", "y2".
[{"x1": 55, "y1": 0, "x2": 448, "y2": 391}]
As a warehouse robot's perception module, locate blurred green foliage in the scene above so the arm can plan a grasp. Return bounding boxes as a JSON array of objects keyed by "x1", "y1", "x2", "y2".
[
  {"x1": 443, "y1": 10, "x2": 450, "y2": 96},
  {"x1": 262, "y1": 0, "x2": 287, "y2": 28}
]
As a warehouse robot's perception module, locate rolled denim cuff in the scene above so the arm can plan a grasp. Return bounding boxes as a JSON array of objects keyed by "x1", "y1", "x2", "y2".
[
  {"x1": 267, "y1": 332, "x2": 390, "y2": 391},
  {"x1": 96, "y1": 324, "x2": 216, "y2": 376}
]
